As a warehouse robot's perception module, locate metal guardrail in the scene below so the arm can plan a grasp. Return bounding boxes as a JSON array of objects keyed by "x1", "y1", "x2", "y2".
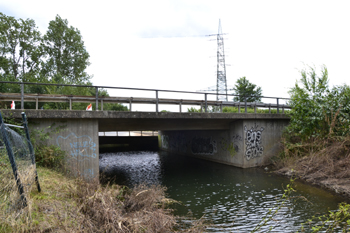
[{"x1": 0, "y1": 81, "x2": 290, "y2": 113}]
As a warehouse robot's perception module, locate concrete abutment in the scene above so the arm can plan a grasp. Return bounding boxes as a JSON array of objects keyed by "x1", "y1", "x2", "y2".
[
  {"x1": 159, "y1": 119, "x2": 289, "y2": 168},
  {"x1": 29, "y1": 119, "x2": 99, "y2": 181}
]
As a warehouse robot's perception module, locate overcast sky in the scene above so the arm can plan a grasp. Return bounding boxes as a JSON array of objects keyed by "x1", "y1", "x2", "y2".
[{"x1": 2, "y1": 0, "x2": 350, "y2": 109}]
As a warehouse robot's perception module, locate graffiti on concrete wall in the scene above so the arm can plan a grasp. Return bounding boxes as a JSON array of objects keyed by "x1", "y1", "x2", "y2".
[
  {"x1": 244, "y1": 125, "x2": 264, "y2": 160},
  {"x1": 220, "y1": 137, "x2": 236, "y2": 157},
  {"x1": 161, "y1": 135, "x2": 169, "y2": 149},
  {"x1": 232, "y1": 134, "x2": 243, "y2": 153},
  {"x1": 56, "y1": 132, "x2": 97, "y2": 161},
  {"x1": 220, "y1": 134, "x2": 242, "y2": 157},
  {"x1": 191, "y1": 136, "x2": 217, "y2": 155},
  {"x1": 161, "y1": 133, "x2": 187, "y2": 154}
]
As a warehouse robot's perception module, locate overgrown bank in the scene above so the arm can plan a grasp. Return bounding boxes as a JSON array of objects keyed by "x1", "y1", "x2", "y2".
[
  {"x1": 273, "y1": 65, "x2": 350, "y2": 198},
  {"x1": 0, "y1": 167, "x2": 205, "y2": 232}
]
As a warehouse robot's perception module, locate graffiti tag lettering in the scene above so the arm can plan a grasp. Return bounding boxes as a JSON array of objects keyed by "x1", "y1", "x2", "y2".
[
  {"x1": 191, "y1": 136, "x2": 217, "y2": 155},
  {"x1": 56, "y1": 133, "x2": 97, "y2": 160},
  {"x1": 244, "y1": 125, "x2": 264, "y2": 160}
]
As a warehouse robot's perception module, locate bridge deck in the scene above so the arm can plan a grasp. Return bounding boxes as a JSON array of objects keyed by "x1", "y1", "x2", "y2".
[{"x1": 1, "y1": 109, "x2": 289, "y2": 131}]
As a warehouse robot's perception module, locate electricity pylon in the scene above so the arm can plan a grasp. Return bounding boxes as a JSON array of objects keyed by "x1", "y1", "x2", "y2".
[{"x1": 203, "y1": 19, "x2": 228, "y2": 101}]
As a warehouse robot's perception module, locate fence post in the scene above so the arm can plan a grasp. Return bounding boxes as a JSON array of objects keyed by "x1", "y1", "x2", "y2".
[
  {"x1": 21, "y1": 83, "x2": 24, "y2": 109},
  {"x1": 21, "y1": 112, "x2": 41, "y2": 192},
  {"x1": 245, "y1": 97, "x2": 247, "y2": 113},
  {"x1": 95, "y1": 87, "x2": 99, "y2": 111},
  {"x1": 36, "y1": 97, "x2": 38, "y2": 110},
  {"x1": 156, "y1": 90, "x2": 159, "y2": 113},
  {"x1": 0, "y1": 113, "x2": 27, "y2": 207},
  {"x1": 69, "y1": 97, "x2": 72, "y2": 110},
  {"x1": 205, "y1": 93, "x2": 208, "y2": 113},
  {"x1": 179, "y1": 100, "x2": 182, "y2": 113},
  {"x1": 277, "y1": 98, "x2": 279, "y2": 114},
  {"x1": 101, "y1": 99, "x2": 104, "y2": 111}
]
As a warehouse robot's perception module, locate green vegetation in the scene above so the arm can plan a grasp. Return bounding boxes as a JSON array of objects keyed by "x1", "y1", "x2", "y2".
[
  {"x1": 232, "y1": 77, "x2": 262, "y2": 102},
  {"x1": 0, "y1": 13, "x2": 128, "y2": 111},
  {"x1": 272, "y1": 65, "x2": 350, "y2": 232}
]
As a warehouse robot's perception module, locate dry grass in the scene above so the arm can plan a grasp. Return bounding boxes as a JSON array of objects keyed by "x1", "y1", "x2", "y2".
[
  {"x1": 275, "y1": 136, "x2": 350, "y2": 196},
  {"x1": 0, "y1": 167, "x2": 210, "y2": 232}
]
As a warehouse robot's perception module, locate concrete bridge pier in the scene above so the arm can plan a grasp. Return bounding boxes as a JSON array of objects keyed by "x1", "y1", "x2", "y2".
[
  {"x1": 159, "y1": 119, "x2": 289, "y2": 168},
  {"x1": 30, "y1": 118, "x2": 99, "y2": 180}
]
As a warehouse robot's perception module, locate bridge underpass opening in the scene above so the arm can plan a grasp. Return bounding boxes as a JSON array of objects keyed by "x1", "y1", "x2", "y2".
[{"x1": 99, "y1": 131, "x2": 159, "y2": 153}]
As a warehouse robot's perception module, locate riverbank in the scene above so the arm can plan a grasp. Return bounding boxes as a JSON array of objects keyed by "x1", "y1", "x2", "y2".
[
  {"x1": 0, "y1": 167, "x2": 204, "y2": 232},
  {"x1": 273, "y1": 138, "x2": 350, "y2": 200}
]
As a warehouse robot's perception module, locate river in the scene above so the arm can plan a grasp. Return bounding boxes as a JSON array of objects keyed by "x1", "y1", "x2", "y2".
[{"x1": 99, "y1": 150, "x2": 346, "y2": 232}]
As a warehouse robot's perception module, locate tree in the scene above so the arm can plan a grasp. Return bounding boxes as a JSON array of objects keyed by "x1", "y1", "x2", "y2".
[
  {"x1": 41, "y1": 15, "x2": 90, "y2": 85},
  {"x1": 0, "y1": 13, "x2": 42, "y2": 82},
  {"x1": 232, "y1": 77, "x2": 262, "y2": 102}
]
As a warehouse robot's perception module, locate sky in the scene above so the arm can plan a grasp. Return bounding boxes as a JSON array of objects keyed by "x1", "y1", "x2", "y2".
[{"x1": 2, "y1": 0, "x2": 350, "y2": 110}]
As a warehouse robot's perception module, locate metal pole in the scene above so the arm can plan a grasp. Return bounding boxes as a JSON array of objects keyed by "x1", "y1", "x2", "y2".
[
  {"x1": 254, "y1": 102, "x2": 257, "y2": 113},
  {"x1": 179, "y1": 100, "x2": 182, "y2": 113},
  {"x1": 69, "y1": 97, "x2": 72, "y2": 110},
  {"x1": 156, "y1": 90, "x2": 159, "y2": 113},
  {"x1": 277, "y1": 98, "x2": 279, "y2": 114},
  {"x1": 21, "y1": 112, "x2": 41, "y2": 192},
  {"x1": 101, "y1": 99, "x2": 103, "y2": 111},
  {"x1": 245, "y1": 97, "x2": 247, "y2": 113},
  {"x1": 95, "y1": 87, "x2": 99, "y2": 111},
  {"x1": 0, "y1": 113, "x2": 27, "y2": 206},
  {"x1": 129, "y1": 97, "x2": 132, "y2": 112},
  {"x1": 21, "y1": 83, "x2": 24, "y2": 109},
  {"x1": 205, "y1": 93, "x2": 208, "y2": 113},
  {"x1": 36, "y1": 97, "x2": 38, "y2": 110}
]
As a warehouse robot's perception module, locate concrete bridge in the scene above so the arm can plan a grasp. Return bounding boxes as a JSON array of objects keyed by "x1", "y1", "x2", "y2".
[{"x1": 1, "y1": 109, "x2": 289, "y2": 180}]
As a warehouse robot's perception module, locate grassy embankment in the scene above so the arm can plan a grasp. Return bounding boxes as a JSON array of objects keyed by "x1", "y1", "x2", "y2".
[{"x1": 0, "y1": 166, "x2": 206, "y2": 232}]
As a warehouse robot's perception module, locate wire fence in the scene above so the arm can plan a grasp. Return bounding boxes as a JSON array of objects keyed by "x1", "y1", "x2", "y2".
[{"x1": 0, "y1": 112, "x2": 40, "y2": 218}]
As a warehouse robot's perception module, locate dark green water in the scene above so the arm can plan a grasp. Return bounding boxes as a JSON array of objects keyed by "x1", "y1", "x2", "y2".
[{"x1": 99, "y1": 151, "x2": 346, "y2": 232}]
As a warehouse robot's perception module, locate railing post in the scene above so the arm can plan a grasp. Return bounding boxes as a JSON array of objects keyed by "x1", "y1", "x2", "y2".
[
  {"x1": 205, "y1": 93, "x2": 208, "y2": 113},
  {"x1": 101, "y1": 99, "x2": 104, "y2": 111},
  {"x1": 21, "y1": 83, "x2": 24, "y2": 109},
  {"x1": 220, "y1": 104, "x2": 223, "y2": 113},
  {"x1": 69, "y1": 97, "x2": 72, "y2": 110},
  {"x1": 179, "y1": 100, "x2": 182, "y2": 113},
  {"x1": 95, "y1": 87, "x2": 99, "y2": 111},
  {"x1": 245, "y1": 97, "x2": 247, "y2": 113},
  {"x1": 156, "y1": 90, "x2": 159, "y2": 113},
  {"x1": 238, "y1": 103, "x2": 241, "y2": 113},
  {"x1": 36, "y1": 97, "x2": 38, "y2": 110},
  {"x1": 254, "y1": 102, "x2": 257, "y2": 113},
  {"x1": 277, "y1": 98, "x2": 279, "y2": 114},
  {"x1": 129, "y1": 97, "x2": 133, "y2": 112}
]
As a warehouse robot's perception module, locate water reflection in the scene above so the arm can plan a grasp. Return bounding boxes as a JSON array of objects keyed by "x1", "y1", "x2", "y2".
[
  {"x1": 99, "y1": 151, "x2": 346, "y2": 232},
  {"x1": 100, "y1": 151, "x2": 161, "y2": 186}
]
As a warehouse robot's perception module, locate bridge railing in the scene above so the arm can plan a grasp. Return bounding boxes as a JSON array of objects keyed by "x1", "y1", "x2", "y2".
[{"x1": 0, "y1": 81, "x2": 290, "y2": 113}]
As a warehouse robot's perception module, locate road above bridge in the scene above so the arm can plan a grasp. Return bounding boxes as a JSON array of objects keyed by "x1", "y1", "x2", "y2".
[{"x1": 1, "y1": 109, "x2": 289, "y2": 131}]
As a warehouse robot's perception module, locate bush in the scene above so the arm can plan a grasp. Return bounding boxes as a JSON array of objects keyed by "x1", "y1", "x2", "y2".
[{"x1": 285, "y1": 65, "x2": 350, "y2": 142}]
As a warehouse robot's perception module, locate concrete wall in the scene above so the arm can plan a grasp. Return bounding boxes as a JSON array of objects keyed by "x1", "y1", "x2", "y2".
[
  {"x1": 159, "y1": 119, "x2": 289, "y2": 168},
  {"x1": 29, "y1": 119, "x2": 99, "y2": 180}
]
